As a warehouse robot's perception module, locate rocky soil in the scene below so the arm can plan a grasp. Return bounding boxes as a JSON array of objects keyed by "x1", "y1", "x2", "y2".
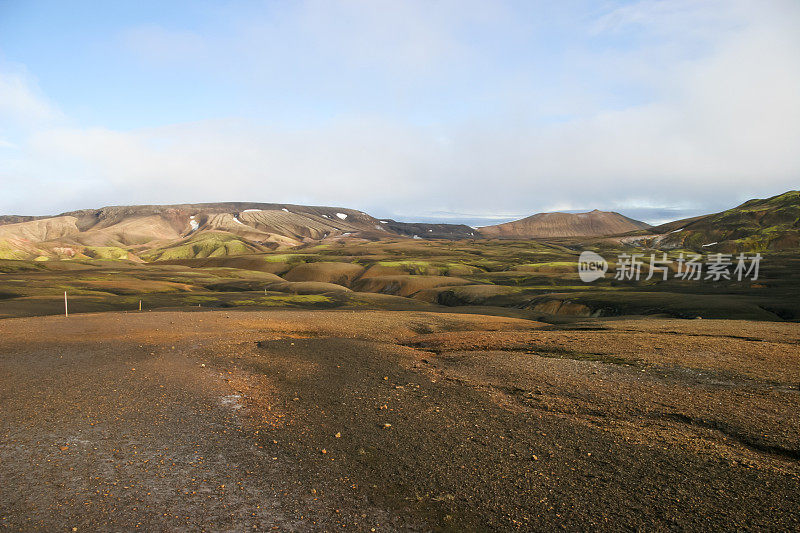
[{"x1": 1, "y1": 310, "x2": 798, "y2": 531}]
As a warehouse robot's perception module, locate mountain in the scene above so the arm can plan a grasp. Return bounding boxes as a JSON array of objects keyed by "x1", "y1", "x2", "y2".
[
  {"x1": 1, "y1": 193, "x2": 796, "y2": 261},
  {"x1": 643, "y1": 190, "x2": 800, "y2": 252},
  {"x1": 0, "y1": 215, "x2": 46, "y2": 226},
  {"x1": 380, "y1": 220, "x2": 478, "y2": 239},
  {"x1": 0, "y1": 202, "x2": 394, "y2": 261},
  {"x1": 477, "y1": 210, "x2": 650, "y2": 239}
]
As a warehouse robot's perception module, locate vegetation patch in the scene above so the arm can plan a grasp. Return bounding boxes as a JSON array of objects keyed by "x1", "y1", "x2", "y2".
[
  {"x1": 512, "y1": 261, "x2": 578, "y2": 273},
  {"x1": 83, "y1": 246, "x2": 131, "y2": 260},
  {"x1": 144, "y1": 233, "x2": 262, "y2": 261}
]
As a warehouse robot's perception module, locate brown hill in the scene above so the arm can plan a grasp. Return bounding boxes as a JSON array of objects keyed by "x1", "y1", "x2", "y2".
[
  {"x1": 478, "y1": 209, "x2": 650, "y2": 239},
  {"x1": 0, "y1": 202, "x2": 394, "y2": 260},
  {"x1": 0, "y1": 215, "x2": 47, "y2": 226}
]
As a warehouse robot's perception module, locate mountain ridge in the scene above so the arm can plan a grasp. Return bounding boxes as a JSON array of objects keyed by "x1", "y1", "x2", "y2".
[{"x1": 1, "y1": 192, "x2": 797, "y2": 260}]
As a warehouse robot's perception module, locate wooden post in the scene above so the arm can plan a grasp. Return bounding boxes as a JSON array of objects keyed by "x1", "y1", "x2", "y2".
[{"x1": 64, "y1": 291, "x2": 69, "y2": 318}]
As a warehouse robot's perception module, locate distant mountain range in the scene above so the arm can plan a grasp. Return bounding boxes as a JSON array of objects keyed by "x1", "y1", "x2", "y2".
[{"x1": 0, "y1": 191, "x2": 797, "y2": 260}]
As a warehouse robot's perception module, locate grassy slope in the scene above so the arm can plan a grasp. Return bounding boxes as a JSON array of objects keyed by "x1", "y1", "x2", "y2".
[{"x1": 654, "y1": 191, "x2": 800, "y2": 252}]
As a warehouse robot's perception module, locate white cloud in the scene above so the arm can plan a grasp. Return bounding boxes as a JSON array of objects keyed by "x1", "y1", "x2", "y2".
[
  {"x1": 1, "y1": 1, "x2": 799, "y2": 218},
  {"x1": 0, "y1": 67, "x2": 59, "y2": 125}
]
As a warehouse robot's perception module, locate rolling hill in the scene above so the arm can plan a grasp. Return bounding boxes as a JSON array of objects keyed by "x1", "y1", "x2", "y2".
[
  {"x1": 477, "y1": 210, "x2": 650, "y2": 238},
  {"x1": 1, "y1": 192, "x2": 797, "y2": 261},
  {"x1": 641, "y1": 190, "x2": 800, "y2": 252},
  {"x1": 0, "y1": 202, "x2": 392, "y2": 261}
]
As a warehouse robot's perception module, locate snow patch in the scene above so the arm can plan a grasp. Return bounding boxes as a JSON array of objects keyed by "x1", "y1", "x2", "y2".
[
  {"x1": 282, "y1": 208, "x2": 290, "y2": 212},
  {"x1": 242, "y1": 209, "x2": 261, "y2": 213},
  {"x1": 669, "y1": 228, "x2": 684, "y2": 234},
  {"x1": 380, "y1": 220, "x2": 389, "y2": 224},
  {"x1": 413, "y1": 235, "x2": 422, "y2": 240},
  {"x1": 702, "y1": 242, "x2": 718, "y2": 247},
  {"x1": 232, "y1": 215, "x2": 245, "y2": 226},
  {"x1": 336, "y1": 213, "x2": 348, "y2": 220},
  {"x1": 322, "y1": 214, "x2": 330, "y2": 219},
  {"x1": 188, "y1": 216, "x2": 199, "y2": 231}
]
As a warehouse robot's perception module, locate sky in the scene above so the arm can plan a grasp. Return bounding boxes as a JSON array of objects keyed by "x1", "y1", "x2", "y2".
[{"x1": 0, "y1": 0, "x2": 799, "y2": 225}]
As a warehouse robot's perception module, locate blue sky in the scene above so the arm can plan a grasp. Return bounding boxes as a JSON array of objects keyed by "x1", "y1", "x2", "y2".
[{"x1": 1, "y1": 0, "x2": 799, "y2": 224}]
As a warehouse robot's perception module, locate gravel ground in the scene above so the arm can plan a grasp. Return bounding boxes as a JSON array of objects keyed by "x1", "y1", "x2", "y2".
[{"x1": 1, "y1": 310, "x2": 798, "y2": 531}]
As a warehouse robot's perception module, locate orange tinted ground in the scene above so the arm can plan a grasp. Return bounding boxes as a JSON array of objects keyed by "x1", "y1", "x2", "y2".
[{"x1": 0, "y1": 310, "x2": 798, "y2": 530}]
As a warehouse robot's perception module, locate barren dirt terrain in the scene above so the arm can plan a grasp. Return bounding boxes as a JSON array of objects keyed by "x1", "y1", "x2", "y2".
[{"x1": 1, "y1": 309, "x2": 798, "y2": 531}]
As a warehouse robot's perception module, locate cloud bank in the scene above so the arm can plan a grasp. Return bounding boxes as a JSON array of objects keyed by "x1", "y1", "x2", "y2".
[{"x1": 0, "y1": 0, "x2": 798, "y2": 223}]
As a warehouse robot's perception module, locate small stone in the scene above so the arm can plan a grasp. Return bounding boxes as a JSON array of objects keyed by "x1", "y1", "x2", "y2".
[
  {"x1": 382, "y1": 423, "x2": 392, "y2": 429},
  {"x1": 335, "y1": 432, "x2": 341, "y2": 438},
  {"x1": 321, "y1": 448, "x2": 327, "y2": 454}
]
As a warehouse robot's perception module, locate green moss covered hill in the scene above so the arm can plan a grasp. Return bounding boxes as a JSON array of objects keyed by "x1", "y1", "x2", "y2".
[{"x1": 649, "y1": 191, "x2": 799, "y2": 252}]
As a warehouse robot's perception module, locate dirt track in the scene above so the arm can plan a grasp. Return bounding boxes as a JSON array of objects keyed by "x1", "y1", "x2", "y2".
[{"x1": 1, "y1": 310, "x2": 799, "y2": 531}]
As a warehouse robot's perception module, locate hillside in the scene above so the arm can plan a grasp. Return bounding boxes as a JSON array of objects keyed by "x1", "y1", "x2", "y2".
[
  {"x1": 0, "y1": 202, "x2": 392, "y2": 261},
  {"x1": 1, "y1": 193, "x2": 797, "y2": 261},
  {"x1": 0, "y1": 215, "x2": 45, "y2": 226},
  {"x1": 381, "y1": 220, "x2": 477, "y2": 239},
  {"x1": 645, "y1": 190, "x2": 800, "y2": 251},
  {"x1": 478, "y1": 209, "x2": 650, "y2": 238}
]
